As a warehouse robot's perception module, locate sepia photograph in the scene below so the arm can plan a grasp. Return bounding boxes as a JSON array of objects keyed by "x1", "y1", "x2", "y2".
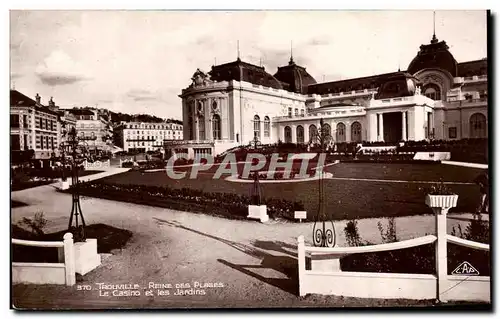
[{"x1": 9, "y1": 9, "x2": 491, "y2": 310}]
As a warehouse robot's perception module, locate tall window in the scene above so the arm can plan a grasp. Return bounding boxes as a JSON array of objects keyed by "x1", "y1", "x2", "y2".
[
  {"x1": 253, "y1": 115, "x2": 261, "y2": 139},
  {"x1": 296, "y1": 125, "x2": 304, "y2": 144},
  {"x1": 423, "y1": 84, "x2": 441, "y2": 101},
  {"x1": 322, "y1": 123, "x2": 331, "y2": 139},
  {"x1": 284, "y1": 126, "x2": 292, "y2": 143},
  {"x1": 336, "y1": 123, "x2": 346, "y2": 142},
  {"x1": 23, "y1": 115, "x2": 28, "y2": 128},
  {"x1": 469, "y1": 113, "x2": 487, "y2": 138},
  {"x1": 309, "y1": 124, "x2": 317, "y2": 143},
  {"x1": 294, "y1": 108, "x2": 299, "y2": 116},
  {"x1": 288, "y1": 108, "x2": 292, "y2": 117},
  {"x1": 198, "y1": 116, "x2": 205, "y2": 140},
  {"x1": 264, "y1": 116, "x2": 270, "y2": 137},
  {"x1": 10, "y1": 114, "x2": 19, "y2": 128},
  {"x1": 351, "y1": 121, "x2": 362, "y2": 142},
  {"x1": 11, "y1": 135, "x2": 20, "y2": 150},
  {"x1": 24, "y1": 135, "x2": 28, "y2": 150},
  {"x1": 212, "y1": 114, "x2": 221, "y2": 140}
]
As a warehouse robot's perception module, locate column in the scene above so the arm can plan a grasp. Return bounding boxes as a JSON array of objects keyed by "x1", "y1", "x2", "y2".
[
  {"x1": 402, "y1": 111, "x2": 407, "y2": 141},
  {"x1": 279, "y1": 124, "x2": 285, "y2": 142},
  {"x1": 291, "y1": 125, "x2": 297, "y2": 143},
  {"x1": 194, "y1": 114, "x2": 199, "y2": 141},
  {"x1": 346, "y1": 122, "x2": 351, "y2": 142},
  {"x1": 377, "y1": 113, "x2": 384, "y2": 141},
  {"x1": 304, "y1": 124, "x2": 310, "y2": 144}
]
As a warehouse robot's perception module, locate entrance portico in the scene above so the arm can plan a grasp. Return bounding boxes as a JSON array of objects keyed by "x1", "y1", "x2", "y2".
[{"x1": 367, "y1": 94, "x2": 435, "y2": 143}]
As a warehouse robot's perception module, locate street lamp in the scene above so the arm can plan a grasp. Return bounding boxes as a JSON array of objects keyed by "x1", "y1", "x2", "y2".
[
  {"x1": 310, "y1": 118, "x2": 337, "y2": 247},
  {"x1": 62, "y1": 127, "x2": 90, "y2": 242},
  {"x1": 249, "y1": 134, "x2": 262, "y2": 205}
]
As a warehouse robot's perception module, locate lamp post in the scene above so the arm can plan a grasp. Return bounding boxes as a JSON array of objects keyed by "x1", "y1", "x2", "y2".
[
  {"x1": 310, "y1": 118, "x2": 337, "y2": 247},
  {"x1": 62, "y1": 127, "x2": 89, "y2": 242},
  {"x1": 249, "y1": 135, "x2": 262, "y2": 205}
]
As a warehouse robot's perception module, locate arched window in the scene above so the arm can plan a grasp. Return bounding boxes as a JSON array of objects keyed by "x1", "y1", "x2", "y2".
[
  {"x1": 309, "y1": 124, "x2": 317, "y2": 143},
  {"x1": 284, "y1": 126, "x2": 292, "y2": 143},
  {"x1": 198, "y1": 116, "x2": 205, "y2": 140},
  {"x1": 351, "y1": 121, "x2": 362, "y2": 142},
  {"x1": 253, "y1": 115, "x2": 261, "y2": 139},
  {"x1": 264, "y1": 116, "x2": 270, "y2": 137},
  {"x1": 322, "y1": 123, "x2": 331, "y2": 139},
  {"x1": 336, "y1": 123, "x2": 346, "y2": 142},
  {"x1": 423, "y1": 84, "x2": 442, "y2": 101},
  {"x1": 212, "y1": 114, "x2": 221, "y2": 140},
  {"x1": 469, "y1": 113, "x2": 487, "y2": 138},
  {"x1": 296, "y1": 125, "x2": 304, "y2": 144}
]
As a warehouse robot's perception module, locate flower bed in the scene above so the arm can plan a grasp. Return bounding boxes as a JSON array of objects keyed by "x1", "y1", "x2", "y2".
[{"x1": 69, "y1": 181, "x2": 305, "y2": 221}]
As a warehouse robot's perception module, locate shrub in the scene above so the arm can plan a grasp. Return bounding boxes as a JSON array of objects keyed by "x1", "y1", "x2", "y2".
[
  {"x1": 452, "y1": 211, "x2": 489, "y2": 244},
  {"x1": 19, "y1": 212, "x2": 48, "y2": 237},
  {"x1": 377, "y1": 217, "x2": 398, "y2": 243},
  {"x1": 344, "y1": 219, "x2": 362, "y2": 247}
]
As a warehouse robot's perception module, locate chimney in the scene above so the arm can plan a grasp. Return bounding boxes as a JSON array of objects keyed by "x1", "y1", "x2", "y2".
[
  {"x1": 48, "y1": 97, "x2": 59, "y2": 111},
  {"x1": 35, "y1": 93, "x2": 41, "y2": 104}
]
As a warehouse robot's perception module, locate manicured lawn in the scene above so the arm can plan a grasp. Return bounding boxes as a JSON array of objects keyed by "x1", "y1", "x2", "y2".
[{"x1": 94, "y1": 163, "x2": 485, "y2": 220}]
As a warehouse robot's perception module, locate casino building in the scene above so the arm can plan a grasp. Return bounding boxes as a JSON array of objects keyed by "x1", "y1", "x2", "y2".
[{"x1": 175, "y1": 32, "x2": 488, "y2": 159}]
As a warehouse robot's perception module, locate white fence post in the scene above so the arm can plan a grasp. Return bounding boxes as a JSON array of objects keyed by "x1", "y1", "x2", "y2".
[
  {"x1": 297, "y1": 235, "x2": 306, "y2": 296},
  {"x1": 63, "y1": 233, "x2": 76, "y2": 286},
  {"x1": 433, "y1": 206, "x2": 449, "y2": 302}
]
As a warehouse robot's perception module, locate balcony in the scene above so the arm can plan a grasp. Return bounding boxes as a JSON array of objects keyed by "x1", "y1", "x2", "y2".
[
  {"x1": 321, "y1": 88, "x2": 377, "y2": 99},
  {"x1": 454, "y1": 74, "x2": 487, "y2": 84},
  {"x1": 447, "y1": 97, "x2": 488, "y2": 107},
  {"x1": 273, "y1": 108, "x2": 365, "y2": 122}
]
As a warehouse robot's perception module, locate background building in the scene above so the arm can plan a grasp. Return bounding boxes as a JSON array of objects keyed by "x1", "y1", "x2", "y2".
[
  {"x1": 114, "y1": 121, "x2": 183, "y2": 153},
  {"x1": 177, "y1": 32, "x2": 488, "y2": 158},
  {"x1": 67, "y1": 108, "x2": 114, "y2": 153},
  {"x1": 10, "y1": 90, "x2": 60, "y2": 163}
]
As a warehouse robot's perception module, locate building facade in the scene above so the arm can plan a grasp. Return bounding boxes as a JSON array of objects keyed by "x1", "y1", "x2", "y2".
[
  {"x1": 68, "y1": 108, "x2": 114, "y2": 152},
  {"x1": 114, "y1": 121, "x2": 183, "y2": 152},
  {"x1": 177, "y1": 33, "x2": 488, "y2": 158},
  {"x1": 10, "y1": 90, "x2": 60, "y2": 161}
]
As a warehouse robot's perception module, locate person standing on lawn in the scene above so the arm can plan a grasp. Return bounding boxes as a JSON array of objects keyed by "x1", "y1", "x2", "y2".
[{"x1": 475, "y1": 172, "x2": 489, "y2": 214}]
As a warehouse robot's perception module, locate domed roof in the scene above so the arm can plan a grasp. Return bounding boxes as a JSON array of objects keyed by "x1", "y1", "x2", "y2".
[
  {"x1": 375, "y1": 71, "x2": 421, "y2": 100},
  {"x1": 273, "y1": 57, "x2": 317, "y2": 94},
  {"x1": 407, "y1": 35, "x2": 458, "y2": 77},
  {"x1": 209, "y1": 59, "x2": 283, "y2": 90}
]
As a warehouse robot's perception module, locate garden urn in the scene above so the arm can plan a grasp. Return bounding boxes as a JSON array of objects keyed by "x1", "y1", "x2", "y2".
[{"x1": 425, "y1": 194, "x2": 458, "y2": 209}]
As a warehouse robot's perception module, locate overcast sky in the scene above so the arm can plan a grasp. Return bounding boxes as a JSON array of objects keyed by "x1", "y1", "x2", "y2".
[{"x1": 10, "y1": 10, "x2": 487, "y2": 120}]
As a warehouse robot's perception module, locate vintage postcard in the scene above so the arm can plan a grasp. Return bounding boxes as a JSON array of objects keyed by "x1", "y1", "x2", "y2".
[{"x1": 10, "y1": 10, "x2": 491, "y2": 309}]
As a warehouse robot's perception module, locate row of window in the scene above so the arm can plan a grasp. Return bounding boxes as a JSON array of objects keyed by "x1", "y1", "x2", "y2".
[
  {"x1": 287, "y1": 107, "x2": 305, "y2": 117},
  {"x1": 253, "y1": 115, "x2": 270, "y2": 139},
  {"x1": 127, "y1": 130, "x2": 179, "y2": 135},
  {"x1": 125, "y1": 124, "x2": 182, "y2": 130},
  {"x1": 283, "y1": 122, "x2": 363, "y2": 144},
  {"x1": 10, "y1": 114, "x2": 57, "y2": 131},
  {"x1": 197, "y1": 114, "x2": 223, "y2": 140}
]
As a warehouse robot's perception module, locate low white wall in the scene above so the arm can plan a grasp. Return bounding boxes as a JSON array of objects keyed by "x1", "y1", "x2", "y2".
[
  {"x1": 12, "y1": 263, "x2": 66, "y2": 285},
  {"x1": 301, "y1": 271, "x2": 437, "y2": 300},
  {"x1": 413, "y1": 152, "x2": 451, "y2": 161},
  {"x1": 442, "y1": 276, "x2": 490, "y2": 302}
]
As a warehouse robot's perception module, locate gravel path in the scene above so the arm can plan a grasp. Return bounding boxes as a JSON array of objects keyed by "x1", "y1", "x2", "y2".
[{"x1": 11, "y1": 184, "x2": 487, "y2": 309}]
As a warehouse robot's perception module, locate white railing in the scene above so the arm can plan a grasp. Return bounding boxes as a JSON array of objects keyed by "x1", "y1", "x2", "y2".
[
  {"x1": 12, "y1": 233, "x2": 76, "y2": 286},
  {"x1": 84, "y1": 159, "x2": 110, "y2": 170},
  {"x1": 297, "y1": 205, "x2": 490, "y2": 302}
]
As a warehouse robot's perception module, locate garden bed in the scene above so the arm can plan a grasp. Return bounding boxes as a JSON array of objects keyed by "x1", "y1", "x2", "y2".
[
  {"x1": 65, "y1": 181, "x2": 307, "y2": 222},
  {"x1": 11, "y1": 223, "x2": 133, "y2": 263}
]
